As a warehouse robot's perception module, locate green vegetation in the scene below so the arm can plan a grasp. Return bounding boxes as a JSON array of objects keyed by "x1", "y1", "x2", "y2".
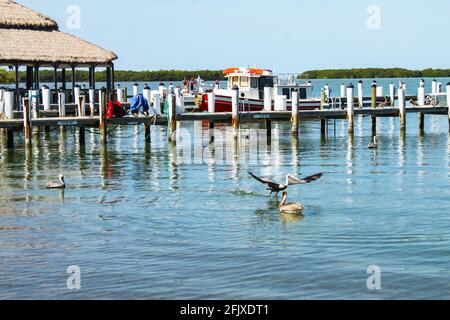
[
  {"x1": 299, "y1": 68, "x2": 450, "y2": 79},
  {"x1": 2, "y1": 69, "x2": 224, "y2": 84},
  {"x1": 0, "y1": 69, "x2": 14, "y2": 84}
]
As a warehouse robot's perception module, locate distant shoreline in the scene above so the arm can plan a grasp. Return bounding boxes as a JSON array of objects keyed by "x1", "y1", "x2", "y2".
[
  {"x1": 0, "y1": 70, "x2": 225, "y2": 85},
  {"x1": 3, "y1": 68, "x2": 450, "y2": 85},
  {"x1": 299, "y1": 68, "x2": 450, "y2": 79}
]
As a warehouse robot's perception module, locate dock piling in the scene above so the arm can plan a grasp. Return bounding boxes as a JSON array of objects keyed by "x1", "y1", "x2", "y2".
[
  {"x1": 347, "y1": 83, "x2": 355, "y2": 134},
  {"x1": 207, "y1": 92, "x2": 216, "y2": 113},
  {"x1": 89, "y1": 89, "x2": 95, "y2": 116},
  {"x1": 99, "y1": 88, "x2": 107, "y2": 144},
  {"x1": 264, "y1": 87, "x2": 273, "y2": 111},
  {"x1": 389, "y1": 82, "x2": 395, "y2": 107},
  {"x1": 399, "y1": 87, "x2": 406, "y2": 130},
  {"x1": 447, "y1": 83, "x2": 450, "y2": 130},
  {"x1": 77, "y1": 95, "x2": 86, "y2": 117},
  {"x1": 291, "y1": 91, "x2": 299, "y2": 135},
  {"x1": 168, "y1": 93, "x2": 177, "y2": 143},
  {"x1": 23, "y1": 98, "x2": 31, "y2": 147},
  {"x1": 357, "y1": 80, "x2": 363, "y2": 108},
  {"x1": 4, "y1": 90, "x2": 14, "y2": 119},
  {"x1": 231, "y1": 86, "x2": 239, "y2": 136}
]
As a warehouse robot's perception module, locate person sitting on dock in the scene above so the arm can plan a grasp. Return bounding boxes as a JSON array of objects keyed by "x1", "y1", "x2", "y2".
[{"x1": 107, "y1": 94, "x2": 126, "y2": 119}]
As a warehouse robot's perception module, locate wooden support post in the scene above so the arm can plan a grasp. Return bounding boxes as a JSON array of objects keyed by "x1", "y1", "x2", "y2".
[
  {"x1": 419, "y1": 113, "x2": 425, "y2": 131},
  {"x1": 89, "y1": 89, "x2": 95, "y2": 116},
  {"x1": 231, "y1": 86, "x2": 239, "y2": 137},
  {"x1": 23, "y1": 98, "x2": 31, "y2": 147},
  {"x1": 389, "y1": 82, "x2": 395, "y2": 107},
  {"x1": 399, "y1": 87, "x2": 406, "y2": 131},
  {"x1": 53, "y1": 66, "x2": 58, "y2": 91},
  {"x1": 208, "y1": 121, "x2": 215, "y2": 144},
  {"x1": 321, "y1": 119, "x2": 326, "y2": 136},
  {"x1": 371, "y1": 82, "x2": 377, "y2": 109},
  {"x1": 5, "y1": 129, "x2": 14, "y2": 149},
  {"x1": 99, "y1": 88, "x2": 107, "y2": 145},
  {"x1": 347, "y1": 83, "x2": 355, "y2": 135},
  {"x1": 14, "y1": 65, "x2": 19, "y2": 110},
  {"x1": 265, "y1": 120, "x2": 272, "y2": 145},
  {"x1": 77, "y1": 95, "x2": 85, "y2": 117},
  {"x1": 357, "y1": 80, "x2": 363, "y2": 108},
  {"x1": 144, "y1": 123, "x2": 151, "y2": 144},
  {"x1": 34, "y1": 65, "x2": 40, "y2": 90},
  {"x1": 61, "y1": 68, "x2": 66, "y2": 90},
  {"x1": 371, "y1": 82, "x2": 377, "y2": 135},
  {"x1": 291, "y1": 91, "x2": 299, "y2": 135},
  {"x1": 446, "y1": 83, "x2": 450, "y2": 131},
  {"x1": 71, "y1": 65, "x2": 76, "y2": 98},
  {"x1": 168, "y1": 93, "x2": 177, "y2": 143},
  {"x1": 26, "y1": 66, "x2": 33, "y2": 90},
  {"x1": 79, "y1": 127, "x2": 85, "y2": 146}
]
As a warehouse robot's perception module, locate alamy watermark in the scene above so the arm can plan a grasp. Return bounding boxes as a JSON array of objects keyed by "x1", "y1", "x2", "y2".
[
  {"x1": 367, "y1": 265, "x2": 382, "y2": 290},
  {"x1": 67, "y1": 265, "x2": 81, "y2": 290},
  {"x1": 367, "y1": 5, "x2": 381, "y2": 30},
  {"x1": 67, "y1": 5, "x2": 81, "y2": 30}
]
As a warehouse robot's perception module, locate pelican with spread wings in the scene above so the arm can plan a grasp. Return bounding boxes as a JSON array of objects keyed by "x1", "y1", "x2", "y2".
[{"x1": 248, "y1": 171, "x2": 323, "y2": 197}]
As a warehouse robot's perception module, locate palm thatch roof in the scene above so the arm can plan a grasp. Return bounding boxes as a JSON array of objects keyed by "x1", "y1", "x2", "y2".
[
  {"x1": 0, "y1": 0, "x2": 57, "y2": 30},
  {"x1": 0, "y1": 0, "x2": 117, "y2": 67}
]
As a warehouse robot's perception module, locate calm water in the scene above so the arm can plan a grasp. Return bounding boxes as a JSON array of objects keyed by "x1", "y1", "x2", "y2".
[{"x1": 0, "y1": 79, "x2": 450, "y2": 300}]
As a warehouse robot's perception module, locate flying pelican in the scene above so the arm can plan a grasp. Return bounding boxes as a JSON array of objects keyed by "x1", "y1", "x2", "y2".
[
  {"x1": 248, "y1": 171, "x2": 323, "y2": 197},
  {"x1": 368, "y1": 136, "x2": 378, "y2": 149},
  {"x1": 279, "y1": 192, "x2": 304, "y2": 213},
  {"x1": 46, "y1": 174, "x2": 66, "y2": 189}
]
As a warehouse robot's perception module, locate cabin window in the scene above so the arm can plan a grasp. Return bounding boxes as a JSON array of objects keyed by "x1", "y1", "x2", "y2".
[
  {"x1": 299, "y1": 88, "x2": 307, "y2": 99},
  {"x1": 231, "y1": 76, "x2": 239, "y2": 87},
  {"x1": 240, "y1": 77, "x2": 249, "y2": 87},
  {"x1": 282, "y1": 88, "x2": 291, "y2": 99},
  {"x1": 251, "y1": 78, "x2": 258, "y2": 89}
]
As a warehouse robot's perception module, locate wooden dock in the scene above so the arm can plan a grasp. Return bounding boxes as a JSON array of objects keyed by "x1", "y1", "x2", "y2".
[{"x1": 1, "y1": 87, "x2": 449, "y2": 150}]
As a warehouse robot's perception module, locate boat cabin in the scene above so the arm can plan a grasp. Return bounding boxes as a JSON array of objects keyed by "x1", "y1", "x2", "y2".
[{"x1": 221, "y1": 67, "x2": 313, "y2": 100}]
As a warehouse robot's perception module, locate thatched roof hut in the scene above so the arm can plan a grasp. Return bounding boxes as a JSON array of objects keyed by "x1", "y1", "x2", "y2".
[{"x1": 0, "y1": 0, "x2": 117, "y2": 67}]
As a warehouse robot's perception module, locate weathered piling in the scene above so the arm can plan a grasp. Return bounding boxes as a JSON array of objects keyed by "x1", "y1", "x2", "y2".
[
  {"x1": 291, "y1": 91, "x2": 299, "y2": 135},
  {"x1": 23, "y1": 98, "x2": 31, "y2": 147},
  {"x1": 371, "y1": 82, "x2": 377, "y2": 135},
  {"x1": 89, "y1": 89, "x2": 95, "y2": 116},
  {"x1": 99, "y1": 88, "x2": 107, "y2": 144},
  {"x1": 58, "y1": 92, "x2": 66, "y2": 117},
  {"x1": 133, "y1": 83, "x2": 139, "y2": 97},
  {"x1": 117, "y1": 85, "x2": 124, "y2": 103},
  {"x1": 447, "y1": 83, "x2": 450, "y2": 130},
  {"x1": 357, "y1": 80, "x2": 363, "y2": 108},
  {"x1": 77, "y1": 95, "x2": 86, "y2": 117},
  {"x1": 168, "y1": 93, "x2": 177, "y2": 143},
  {"x1": 5, "y1": 129, "x2": 14, "y2": 149},
  {"x1": 389, "y1": 82, "x2": 395, "y2": 107},
  {"x1": 4, "y1": 90, "x2": 14, "y2": 119},
  {"x1": 371, "y1": 82, "x2": 377, "y2": 109},
  {"x1": 231, "y1": 86, "x2": 239, "y2": 133},
  {"x1": 418, "y1": 81, "x2": 425, "y2": 106},
  {"x1": 347, "y1": 83, "x2": 354, "y2": 134},
  {"x1": 398, "y1": 87, "x2": 406, "y2": 130},
  {"x1": 144, "y1": 123, "x2": 151, "y2": 144},
  {"x1": 274, "y1": 95, "x2": 287, "y2": 111},
  {"x1": 42, "y1": 85, "x2": 51, "y2": 111},
  {"x1": 340, "y1": 84, "x2": 346, "y2": 98},
  {"x1": 321, "y1": 119, "x2": 327, "y2": 136},
  {"x1": 207, "y1": 92, "x2": 216, "y2": 141},
  {"x1": 74, "y1": 84, "x2": 81, "y2": 105},
  {"x1": 432, "y1": 80, "x2": 437, "y2": 94},
  {"x1": 418, "y1": 112, "x2": 425, "y2": 131}
]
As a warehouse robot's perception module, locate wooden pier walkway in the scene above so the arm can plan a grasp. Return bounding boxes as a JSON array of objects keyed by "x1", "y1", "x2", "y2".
[{"x1": 0, "y1": 87, "x2": 449, "y2": 149}]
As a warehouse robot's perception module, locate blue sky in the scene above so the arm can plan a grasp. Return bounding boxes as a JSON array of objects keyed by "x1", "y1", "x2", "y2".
[{"x1": 19, "y1": 0, "x2": 450, "y2": 72}]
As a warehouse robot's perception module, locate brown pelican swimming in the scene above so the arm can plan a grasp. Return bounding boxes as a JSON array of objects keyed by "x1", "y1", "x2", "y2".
[
  {"x1": 46, "y1": 174, "x2": 66, "y2": 189},
  {"x1": 279, "y1": 192, "x2": 304, "y2": 213},
  {"x1": 368, "y1": 136, "x2": 378, "y2": 149},
  {"x1": 248, "y1": 171, "x2": 323, "y2": 197}
]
